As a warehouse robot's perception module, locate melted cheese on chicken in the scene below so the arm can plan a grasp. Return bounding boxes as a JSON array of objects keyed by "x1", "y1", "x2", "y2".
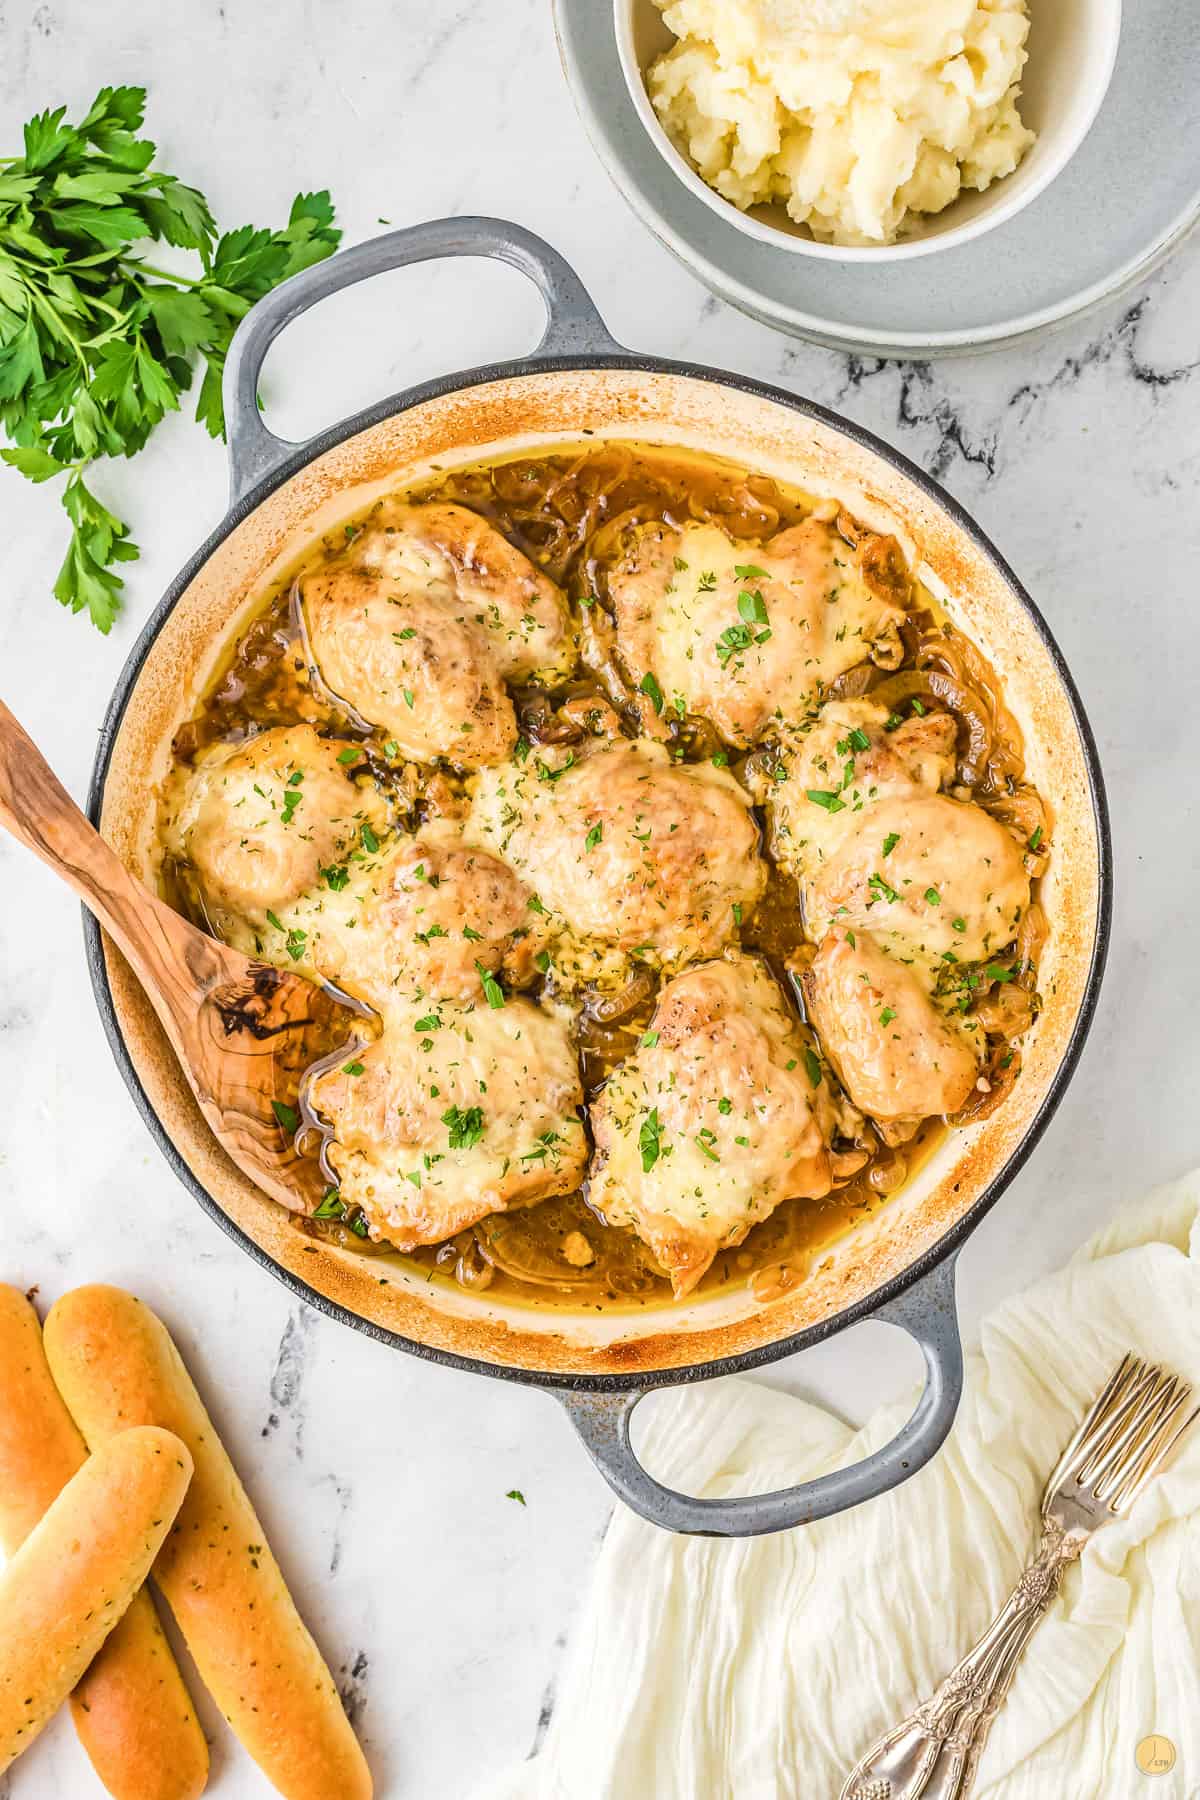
[
  {"x1": 270, "y1": 822, "x2": 548, "y2": 1017},
  {"x1": 466, "y1": 737, "x2": 766, "y2": 981},
  {"x1": 609, "y1": 518, "x2": 907, "y2": 745},
  {"x1": 807, "y1": 792, "x2": 1030, "y2": 964},
  {"x1": 758, "y1": 698, "x2": 957, "y2": 883},
  {"x1": 309, "y1": 995, "x2": 586, "y2": 1246},
  {"x1": 300, "y1": 502, "x2": 574, "y2": 769},
  {"x1": 588, "y1": 954, "x2": 846, "y2": 1295},
  {"x1": 803, "y1": 927, "x2": 980, "y2": 1132},
  {"x1": 159, "y1": 724, "x2": 388, "y2": 931}
]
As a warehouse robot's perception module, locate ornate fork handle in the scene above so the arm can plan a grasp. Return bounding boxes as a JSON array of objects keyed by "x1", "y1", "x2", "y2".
[{"x1": 840, "y1": 1523, "x2": 1084, "y2": 1800}]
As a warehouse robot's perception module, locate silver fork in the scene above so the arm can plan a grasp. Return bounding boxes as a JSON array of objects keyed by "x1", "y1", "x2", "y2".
[{"x1": 840, "y1": 1353, "x2": 1198, "y2": 1800}]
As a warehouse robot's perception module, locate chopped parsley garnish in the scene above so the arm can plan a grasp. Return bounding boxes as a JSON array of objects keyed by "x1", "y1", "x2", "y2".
[
  {"x1": 284, "y1": 926, "x2": 307, "y2": 962},
  {"x1": 732, "y1": 902, "x2": 743, "y2": 926},
  {"x1": 279, "y1": 781, "x2": 303, "y2": 826},
  {"x1": 265, "y1": 909, "x2": 285, "y2": 933},
  {"x1": 882, "y1": 832, "x2": 900, "y2": 857},
  {"x1": 716, "y1": 621, "x2": 754, "y2": 665},
  {"x1": 341, "y1": 1061, "x2": 364, "y2": 1076},
  {"x1": 313, "y1": 1188, "x2": 345, "y2": 1219},
  {"x1": 711, "y1": 750, "x2": 729, "y2": 767},
  {"x1": 985, "y1": 963, "x2": 1015, "y2": 983},
  {"x1": 534, "y1": 950, "x2": 551, "y2": 972},
  {"x1": 673, "y1": 556, "x2": 688, "y2": 572},
  {"x1": 695, "y1": 1134, "x2": 720, "y2": 1163},
  {"x1": 697, "y1": 570, "x2": 717, "y2": 591},
  {"x1": 910, "y1": 698, "x2": 927, "y2": 716},
  {"x1": 868, "y1": 872, "x2": 900, "y2": 904},
  {"x1": 1028, "y1": 826, "x2": 1043, "y2": 850},
  {"x1": 395, "y1": 625, "x2": 417, "y2": 640},
  {"x1": 527, "y1": 894, "x2": 546, "y2": 915},
  {"x1": 736, "y1": 589, "x2": 769, "y2": 627},
  {"x1": 639, "y1": 672, "x2": 665, "y2": 715},
  {"x1": 584, "y1": 821, "x2": 603, "y2": 852},
  {"x1": 336, "y1": 746, "x2": 360, "y2": 765},
  {"x1": 639, "y1": 1108, "x2": 663, "y2": 1173},
  {"x1": 952, "y1": 916, "x2": 967, "y2": 933},
  {"x1": 402, "y1": 687, "x2": 414, "y2": 709},
  {"x1": 803, "y1": 1048, "x2": 822, "y2": 1089},
  {"x1": 846, "y1": 726, "x2": 871, "y2": 751},
  {"x1": 506, "y1": 1489, "x2": 526, "y2": 1505},
  {"x1": 360, "y1": 822, "x2": 380, "y2": 853},
  {"x1": 462, "y1": 925, "x2": 483, "y2": 941},
  {"x1": 271, "y1": 1099, "x2": 299, "y2": 1133},
  {"x1": 733, "y1": 563, "x2": 768, "y2": 581},
  {"x1": 880, "y1": 1007, "x2": 897, "y2": 1027},
  {"x1": 537, "y1": 753, "x2": 574, "y2": 783},
  {"x1": 443, "y1": 1104, "x2": 485, "y2": 1150},
  {"x1": 717, "y1": 1096, "x2": 732, "y2": 1114},
  {"x1": 348, "y1": 1212, "x2": 369, "y2": 1238},
  {"x1": 321, "y1": 863, "x2": 349, "y2": 891},
  {"x1": 413, "y1": 1012, "x2": 442, "y2": 1033},
  {"x1": 925, "y1": 886, "x2": 941, "y2": 905},
  {"x1": 513, "y1": 736, "x2": 531, "y2": 763},
  {"x1": 883, "y1": 713, "x2": 903, "y2": 732},
  {"x1": 641, "y1": 1030, "x2": 660, "y2": 1049},
  {"x1": 475, "y1": 961, "x2": 506, "y2": 1008},
  {"x1": 384, "y1": 740, "x2": 399, "y2": 758},
  {"x1": 806, "y1": 788, "x2": 846, "y2": 813}
]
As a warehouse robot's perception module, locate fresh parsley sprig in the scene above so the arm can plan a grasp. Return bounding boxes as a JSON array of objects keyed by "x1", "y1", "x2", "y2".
[{"x1": 0, "y1": 84, "x2": 340, "y2": 631}]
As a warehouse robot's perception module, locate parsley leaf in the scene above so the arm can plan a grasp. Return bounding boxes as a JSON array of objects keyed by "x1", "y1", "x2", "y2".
[
  {"x1": 475, "y1": 960, "x2": 505, "y2": 1009},
  {"x1": 639, "y1": 671, "x2": 664, "y2": 715},
  {"x1": 806, "y1": 788, "x2": 845, "y2": 813},
  {"x1": 0, "y1": 86, "x2": 340, "y2": 631},
  {"x1": 443, "y1": 1104, "x2": 485, "y2": 1150},
  {"x1": 639, "y1": 1107, "x2": 663, "y2": 1173},
  {"x1": 271, "y1": 1099, "x2": 299, "y2": 1134}
]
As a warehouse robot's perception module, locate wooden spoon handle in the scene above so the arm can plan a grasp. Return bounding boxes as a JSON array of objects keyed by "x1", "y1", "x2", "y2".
[{"x1": 0, "y1": 697, "x2": 221, "y2": 1032}]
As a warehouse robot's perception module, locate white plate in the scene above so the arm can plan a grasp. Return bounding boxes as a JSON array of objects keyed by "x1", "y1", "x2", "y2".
[{"x1": 553, "y1": 0, "x2": 1200, "y2": 357}]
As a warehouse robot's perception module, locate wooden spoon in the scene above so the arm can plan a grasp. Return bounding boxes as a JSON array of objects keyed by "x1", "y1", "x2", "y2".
[{"x1": 0, "y1": 697, "x2": 359, "y2": 1213}]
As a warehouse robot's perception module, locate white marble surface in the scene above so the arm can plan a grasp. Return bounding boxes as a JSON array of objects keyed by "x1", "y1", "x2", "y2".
[{"x1": 1, "y1": 4, "x2": 1199, "y2": 1797}]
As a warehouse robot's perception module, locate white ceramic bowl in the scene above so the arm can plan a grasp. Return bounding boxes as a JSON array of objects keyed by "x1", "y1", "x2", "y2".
[{"x1": 615, "y1": 0, "x2": 1122, "y2": 261}]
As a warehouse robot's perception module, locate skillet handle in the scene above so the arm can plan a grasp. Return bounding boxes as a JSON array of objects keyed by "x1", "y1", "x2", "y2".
[
  {"x1": 559, "y1": 1252, "x2": 963, "y2": 1538},
  {"x1": 222, "y1": 215, "x2": 622, "y2": 504}
]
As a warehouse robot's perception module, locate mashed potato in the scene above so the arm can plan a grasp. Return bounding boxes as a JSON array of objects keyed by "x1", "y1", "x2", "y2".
[{"x1": 648, "y1": 0, "x2": 1035, "y2": 245}]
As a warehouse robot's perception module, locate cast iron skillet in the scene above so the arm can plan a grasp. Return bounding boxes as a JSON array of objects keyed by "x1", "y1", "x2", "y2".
[{"x1": 85, "y1": 218, "x2": 1111, "y2": 1536}]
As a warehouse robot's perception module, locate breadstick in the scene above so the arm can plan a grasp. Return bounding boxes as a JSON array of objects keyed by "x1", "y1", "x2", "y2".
[
  {"x1": 45, "y1": 1286, "x2": 372, "y2": 1800},
  {"x1": 0, "y1": 1285, "x2": 209, "y2": 1800},
  {"x1": 0, "y1": 1424, "x2": 192, "y2": 1774}
]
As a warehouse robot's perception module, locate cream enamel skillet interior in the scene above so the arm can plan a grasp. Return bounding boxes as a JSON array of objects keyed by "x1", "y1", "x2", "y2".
[{"x1": 87, "y1": 220, "x2": 1109, "y2": 1536}]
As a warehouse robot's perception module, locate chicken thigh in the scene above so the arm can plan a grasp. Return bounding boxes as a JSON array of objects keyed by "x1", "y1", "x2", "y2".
[
  {"x1": 283, "y1": 822, "x2": 548, "y2": 1015},
  {"x1": 160, "y1": 724, "x2": 387, "y2": 930},
  {"x1": 608, "y1": 517, "x2": 908, "y2": 745},
  {"x1": 467, "y1": 737, "x2": 766, "y2": 977},
  {"x1": 588, "y1": 954, "x2": 849, "y2": 1296},
  {"x1": 806, "y1": 792, "x2": 1030, "y2": 963},
  {"x1": 299, "y1": 502, "x2": 574, "y2": 769},
  {"x1": 309, "y1": 996, "x2": 586, "y2": 1247},
  {"x1": 802, "y1": 928, "x2": 980, "y2": 1133},
  {"x1": 757, "y1": 698, "x2": 958, "y2": 885}
]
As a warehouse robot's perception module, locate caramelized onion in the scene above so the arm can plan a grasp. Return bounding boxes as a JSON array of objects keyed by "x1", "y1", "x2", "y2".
[
  {"x1": 950, "y1": 1047, "x2": 1021, "y2": 1126},
  {"x1": 868, "y1": 668, "x2": 993, "y2": 786},
  {"x1": 1014, "y1": 901, "x2": 1049, "y2": 991}
]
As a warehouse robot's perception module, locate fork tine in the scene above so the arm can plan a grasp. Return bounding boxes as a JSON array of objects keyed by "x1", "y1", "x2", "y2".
[
  {"x1": 1085, "y1": 1372, "x2": 1182, "y2": 1497},
  {"x1": 1074, "y1": 1363, "x2": 1167, "y2": 1488},
  {"x1": 1043, "y1": 1354, "x2": 1140, "y2": 1499},
  {"x1": 1109, "y1": 1391, "x2": 1198, "y2": 1512},
  {"x1": 1055, "y1": 1359, "x2": 1152, "y2": 1491}
]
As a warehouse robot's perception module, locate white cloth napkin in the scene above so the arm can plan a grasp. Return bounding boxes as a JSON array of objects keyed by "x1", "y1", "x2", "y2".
[{"x1": 484, "y1": 1173, "x2": 1200, "y2": 1800}]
